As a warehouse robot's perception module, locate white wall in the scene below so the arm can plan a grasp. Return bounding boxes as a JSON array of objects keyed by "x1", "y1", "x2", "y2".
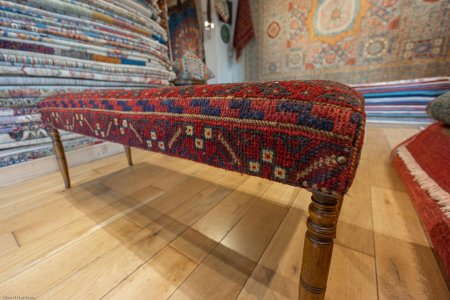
[{"x1": 200, "y1": 0, "x2": 245, "y2": 84}]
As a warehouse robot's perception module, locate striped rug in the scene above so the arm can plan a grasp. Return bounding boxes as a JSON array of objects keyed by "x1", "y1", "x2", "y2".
[{"x1": 352, "y1": 77, "x2": 450, "y2": 125}]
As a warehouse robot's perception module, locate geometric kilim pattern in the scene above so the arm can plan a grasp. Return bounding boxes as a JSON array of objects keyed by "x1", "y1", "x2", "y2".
[{"x1": 39, "y1": 81, "x2": 366, "y2": 195}]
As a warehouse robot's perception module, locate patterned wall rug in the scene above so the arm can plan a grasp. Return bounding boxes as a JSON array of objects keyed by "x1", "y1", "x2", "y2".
[{"x1": 245, "y1": 0, "x2": 450, "y2": 84}]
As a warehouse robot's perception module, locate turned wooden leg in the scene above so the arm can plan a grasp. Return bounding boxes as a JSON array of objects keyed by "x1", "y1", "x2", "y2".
[
  {"x1": 48, "y1": 128, "x2": 71, "y2": 189},
  {"x1": 299, "y1": 192, "x2": 342, "y2": 299},
  {"x1": 124, "y1": 146, "x2": 133, "y2": 166}
]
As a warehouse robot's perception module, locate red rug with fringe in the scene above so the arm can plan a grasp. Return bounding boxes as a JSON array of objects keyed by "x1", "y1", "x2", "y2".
[{"x1": 391, "y1": 122, "x2": 450, "y2": 280}]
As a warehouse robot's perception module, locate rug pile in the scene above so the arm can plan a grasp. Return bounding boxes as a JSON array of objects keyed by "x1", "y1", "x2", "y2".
[
  {"x1": 352, "y1": 77, "x2": 450, "y2": 125},
  {"x1": 392, "y1": 122, "x2": 450, "y2": 279},
  {"x1": 0, "y1": 0, "x2": 174, "y2": 167},
  {"x1": 245, "y1": 0, "x2": 450, "y2": 84}
]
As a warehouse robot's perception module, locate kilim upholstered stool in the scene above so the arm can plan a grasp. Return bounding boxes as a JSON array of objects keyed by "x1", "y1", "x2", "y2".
[{"x1": 39, "y1": 81, "x2": 366, "y2": 299}]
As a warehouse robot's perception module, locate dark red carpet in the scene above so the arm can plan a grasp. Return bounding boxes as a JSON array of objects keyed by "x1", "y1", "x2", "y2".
[{"x1": 392, "y1": 122, "x2": 450, "y2": 280}]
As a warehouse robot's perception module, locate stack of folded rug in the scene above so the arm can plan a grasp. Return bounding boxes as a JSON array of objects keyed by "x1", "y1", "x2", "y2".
[
  {"x1": 352, "y1": 77, "x2": 450, "y2": 125},
  {"x1": 0, "y1": 0, "x2": 175, "y2": 167}
]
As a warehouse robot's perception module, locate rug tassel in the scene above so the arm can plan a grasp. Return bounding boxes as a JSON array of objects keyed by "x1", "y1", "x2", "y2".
[{"x1": 397, "y1": 146, "x2": 450, "y2": 218}]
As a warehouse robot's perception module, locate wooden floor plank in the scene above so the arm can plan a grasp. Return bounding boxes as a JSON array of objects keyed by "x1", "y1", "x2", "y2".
[
  {"x1": 383, "y1": 130, "x2": 408, "y2": 150},
  {"x1": 38, "y1": 221, "x2": 179, "y2": 300},
  {"x1": 0, "y1": 232, "x2": 19, "y2": 257},
  {"x1": 3, "y1": 167, "x2": 171, "y2": 246},
  {"x1": 374, "y1": 233, "x2": 449, "y2": 300},
  {"x1": 11, "y1": 184, "x2": 120, "y2": 245},
  {"x1": 366, "y1": 129, "x2": 406, "y2": 191},
  {"x1": 0, "y1": 126, "x2": 447, "y2": 300},
  {"x1": 371, "y1": 186, "x2": 449, "y2": 299},
  {"x1": 190, "y1": 177, "x2": 272, "y2": 243},
  {"x1": 0, "y1": 150, "x2": 132, "y2": 205},
  {"x1": 0, "y1": 186, "x2": 165, "y2": 283},
  {"x1": 6, "y1": 163, "x2": 195, "y2": 245},
  {"x1": 0, "y1": 182, "x2": 109, "y2": 242},
  {"x1": 0, "y1": 218, "x2": 140, "y2": 298},
  {"x1": 123, "y1": 177, "x2": 215, "y2": 228},
  {"x1": 366, "y1": 142, "x2": 406, "y2": 192},
  {"x1": 399, "y1": 128, "x2": 421, "y2": 139},
  {"x1": 169, "y1": 185, "x2": 289, "y2": 300},
  {"x1": 336, "y1": 159, "x2": 375, "y2": 256},
  {"x1": 371, "y1": 186, "x2": 429, "y2": 246},
  {"x1": 161, "y1": 177, "x2": 265, "y2": 268},
  {"x1": 103, "y1": 246, "x2": 197, "y2": 300},
  {"x1": 237, "y1": 245, "x2": 378, "y2": 300},
  {"x1": 0, "y1": 168, "x2": 97, "y2": 210},
  {"x1": 39, "y1": 177, "x2": 234, "y2": 299},
  {"x1": 236, "y1": 192, "x2": 309, "y2": 300},
  {"x1": 325, "y1": 245, "x2": 378, "y2": 300}
]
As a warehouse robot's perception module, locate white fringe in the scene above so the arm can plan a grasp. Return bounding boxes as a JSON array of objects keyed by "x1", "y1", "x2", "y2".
[{"x1": 397, "y1": 146, "x2": 450, "y2": 218}]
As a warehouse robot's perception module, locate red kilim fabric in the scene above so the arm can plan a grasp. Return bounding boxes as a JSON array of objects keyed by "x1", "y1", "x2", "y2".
[
  {"x1": 233, "y1": 0, "x2": 255, "y2": 59},
  {"x1": 404, "y1": 123, "x2": 450, "y2": 192},
  {"x1": 39, "y1": 80, "x2": 365, "y2": 195}
]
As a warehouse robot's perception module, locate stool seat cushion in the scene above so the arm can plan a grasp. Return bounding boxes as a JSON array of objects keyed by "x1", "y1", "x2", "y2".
[{"x1": 39, "y1": 80, "x2": 365, "y2": 195}]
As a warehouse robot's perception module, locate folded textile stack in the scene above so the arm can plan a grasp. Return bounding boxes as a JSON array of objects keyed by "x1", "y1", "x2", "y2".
[
  {"x1": 0, "y1": 0, "x2": 175, "y2": 167},
  {"x1": 352, "y1": 78, "x2": 450, "y2": 125}
]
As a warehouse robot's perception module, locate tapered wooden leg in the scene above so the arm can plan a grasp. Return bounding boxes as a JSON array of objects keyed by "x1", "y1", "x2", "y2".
[
  {"x1": 299, "y1": 192, "x2": 342, "y2": 299},
  {"x1": 48, "y1": 128, "x2": 71, "y2": 189},
  {"x1": 124, "y1": 146, "x2": 133, "y2": 166}
]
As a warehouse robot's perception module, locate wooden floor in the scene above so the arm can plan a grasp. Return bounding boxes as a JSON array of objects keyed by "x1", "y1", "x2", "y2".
[{"x1": 0, "y1": 127, "x2": 448, "y2": 299}]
